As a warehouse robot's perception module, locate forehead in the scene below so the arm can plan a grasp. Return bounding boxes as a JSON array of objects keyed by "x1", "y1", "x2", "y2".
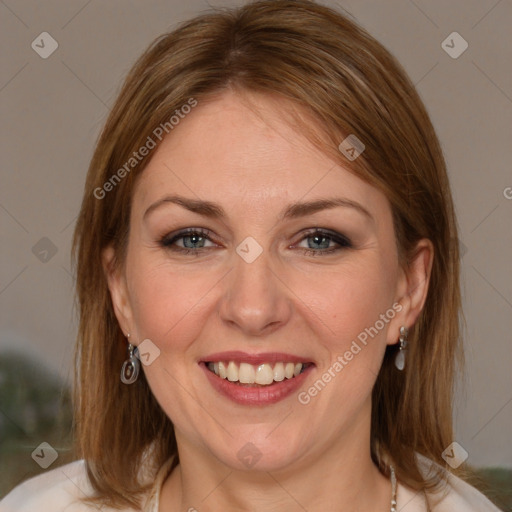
[{"x1": 133, "y1": 90, "x2": 387, "y2": 217}]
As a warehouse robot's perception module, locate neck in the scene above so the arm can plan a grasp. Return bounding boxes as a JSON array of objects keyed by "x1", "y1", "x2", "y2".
[{"x1": 159, "y1": 405, "x2": 391, "y2": 512}]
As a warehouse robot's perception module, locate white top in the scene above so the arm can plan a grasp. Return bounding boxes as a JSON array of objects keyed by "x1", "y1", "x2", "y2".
[{"x1": 0, "y1": 453, "x2": 502, "y2": 511}]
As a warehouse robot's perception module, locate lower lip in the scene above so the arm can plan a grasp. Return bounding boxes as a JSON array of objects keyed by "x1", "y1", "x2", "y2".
[{"x1": 200, "y1": 362, "x2": 314, "y2": 406}]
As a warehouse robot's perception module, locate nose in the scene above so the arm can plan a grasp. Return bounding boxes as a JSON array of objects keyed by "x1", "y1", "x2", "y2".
[{"x1": 219, "y1": 243, "x2": 292, "y2": 337}]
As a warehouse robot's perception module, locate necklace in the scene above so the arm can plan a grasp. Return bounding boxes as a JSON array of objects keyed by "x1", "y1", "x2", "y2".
[
  {"x1": 389, "y1": 464, "x2": 398, "y2": 512},
  {"x1": 155, "y1": 460, "x2": 399, "y2": 511}
]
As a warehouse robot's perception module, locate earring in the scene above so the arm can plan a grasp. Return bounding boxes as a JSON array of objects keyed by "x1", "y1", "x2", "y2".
[
  {"x1": 394, "y1": 326, "x2": 408, "y2": 371},
  {"x1": 120, "y1": 334, "x2": 140, "y2": 384}
]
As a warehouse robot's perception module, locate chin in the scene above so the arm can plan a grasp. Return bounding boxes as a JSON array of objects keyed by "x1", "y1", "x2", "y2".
[{"x1": 215, "y1": 431, "x2": 307, "y2": 472}]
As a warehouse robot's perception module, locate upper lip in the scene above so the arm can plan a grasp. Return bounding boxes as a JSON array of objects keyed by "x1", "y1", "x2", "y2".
[{"x1": 200, "y1": 351, "x2": 315, "y2": 366}]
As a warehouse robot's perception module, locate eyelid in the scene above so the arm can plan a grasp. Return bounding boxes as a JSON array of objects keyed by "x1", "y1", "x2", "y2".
[
  {"x1": 295, "y1": 228, "x2": 352, "y2": 246},
  {"x1": 160, "y1": 227, "x2": 215, "y2": 246}
]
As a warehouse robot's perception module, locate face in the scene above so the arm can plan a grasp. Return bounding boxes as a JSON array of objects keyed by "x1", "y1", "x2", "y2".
[{"x1": 104, "y1": 90, "x2": 430, "y2": 472}]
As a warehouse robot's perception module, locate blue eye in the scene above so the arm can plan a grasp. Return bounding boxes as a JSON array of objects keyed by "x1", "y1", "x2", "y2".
[
  {"x1": 160, "y1": 228, "x2": 213, "y2": 255},
  {"x1": 160, "y1": 228, "x2": 352, "y2": 256},
  {"x1": 297, "y1": 229, "x2": 352, "y2": 257}
]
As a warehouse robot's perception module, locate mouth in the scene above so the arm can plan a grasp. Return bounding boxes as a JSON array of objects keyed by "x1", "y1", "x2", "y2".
[
  {"x1": 204, "y1": 360, "x2": 313, "y2": 387},
  {"x1": 198, "y1": 352, "x2": 316, "y2": 405}
]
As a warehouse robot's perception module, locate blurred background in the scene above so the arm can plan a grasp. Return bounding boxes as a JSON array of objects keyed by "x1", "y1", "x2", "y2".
[{"x1": 1, "y1": 0, "x2": 511, "y2": 509}]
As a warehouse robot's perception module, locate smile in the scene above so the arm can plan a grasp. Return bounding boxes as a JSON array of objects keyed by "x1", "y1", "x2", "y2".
[
  {"x1": 199, "y1": 351, "x2": 316, "y2": 405},
  {"x1": 206, "y1": 361, "x2": 312, "y2": 386}
]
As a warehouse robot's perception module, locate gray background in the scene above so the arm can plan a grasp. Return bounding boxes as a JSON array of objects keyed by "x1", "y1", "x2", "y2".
[{"x1": 1, "y1": 0, "x2": 511, "y2": 468}]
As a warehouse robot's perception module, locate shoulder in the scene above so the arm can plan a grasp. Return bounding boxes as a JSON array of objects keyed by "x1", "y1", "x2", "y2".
[
  {"x1": 432, "y1": 468, "x2": 503, "y2": 512},
  {"x1": 396, "y1": 454, "x2": 502, "y2": 512},
  {"x1": 0, "y1": 460, "x2": 119, "y2": 512}
]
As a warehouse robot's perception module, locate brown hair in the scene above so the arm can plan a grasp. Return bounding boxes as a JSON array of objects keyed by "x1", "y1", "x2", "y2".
[{"x1": 72, "y1": 0, "x2": 467, "y2": 508}]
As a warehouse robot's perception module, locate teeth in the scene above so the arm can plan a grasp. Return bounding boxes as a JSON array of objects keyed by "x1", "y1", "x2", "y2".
[
  {"x1": 239, "y1": 362, "x2": 256, "y2": 383},
  {"x1": 218, "y1": 361, "x2": 227, "y2": 379},
  {"x1": 227, "y1": 361, "x2": 238, "y2": 382},
  {"x1": 273, "y1": 362, "x2": 285, "y2": 382},
  {"x1": 206, "y1": 360, "x2": 309, "y2": 385},
  {"x1": 255, "y1": 364, "x2": 274, "y2": 385},
  {"x1": 285, "y1": 362, "x2": 295, "y2": 379}
]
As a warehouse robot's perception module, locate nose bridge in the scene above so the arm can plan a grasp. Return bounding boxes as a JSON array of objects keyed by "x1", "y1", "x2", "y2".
[{"x1": 219, "y1": 238, "x2": 289, "y2": 335}]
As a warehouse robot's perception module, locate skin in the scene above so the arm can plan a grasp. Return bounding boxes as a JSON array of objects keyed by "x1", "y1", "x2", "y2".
[{"x1": 103, "y1": 89, "x2": 433, "y2": 512}]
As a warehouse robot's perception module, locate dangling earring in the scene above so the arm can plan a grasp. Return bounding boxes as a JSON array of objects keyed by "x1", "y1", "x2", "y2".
[
  {"x1": 394, "y1": 326, "x2": 408, "y2": 371},
  {"x1": 120, "y1": 334, "x2": 140, "y2": 384}
]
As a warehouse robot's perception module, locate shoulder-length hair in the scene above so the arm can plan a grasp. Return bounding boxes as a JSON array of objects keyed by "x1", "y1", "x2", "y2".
[{"x1": 72, "y1": 0, "x2": 465, "y2": 508}]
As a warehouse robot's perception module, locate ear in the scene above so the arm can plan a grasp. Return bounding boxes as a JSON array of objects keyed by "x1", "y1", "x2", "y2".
[
  {"x1": 102, "y1": 245, "x2": 134, "y2": 339},
  {"x1": 386, "y1": 238, "x2": 434, "y2": 345}
]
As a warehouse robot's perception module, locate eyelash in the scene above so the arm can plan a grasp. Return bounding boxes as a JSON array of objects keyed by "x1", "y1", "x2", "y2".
[{"x1": 159, "y1": 228, "x2": 352, "y2": 257}]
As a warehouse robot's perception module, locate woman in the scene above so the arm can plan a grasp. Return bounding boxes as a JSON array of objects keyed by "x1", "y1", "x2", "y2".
[{"x1": 1, "y1": 0, "x2": 502, "y2": 510}]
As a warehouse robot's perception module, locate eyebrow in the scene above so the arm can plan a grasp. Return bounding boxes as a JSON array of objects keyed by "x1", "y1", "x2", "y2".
[{"x1": 143, "y1": 194, "x2": 373, "y2": 222}]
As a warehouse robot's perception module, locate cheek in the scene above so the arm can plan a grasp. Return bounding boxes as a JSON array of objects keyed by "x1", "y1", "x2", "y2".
[
  {"x1": 300, "y1": 255, "x2": 398, "y2": 354},
  {"x1": 128, "y1": 262, "x2": 212, "y2": 348},
  {"x1": 298, "y1": 259, "x2": 398, "y2": 411}
]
